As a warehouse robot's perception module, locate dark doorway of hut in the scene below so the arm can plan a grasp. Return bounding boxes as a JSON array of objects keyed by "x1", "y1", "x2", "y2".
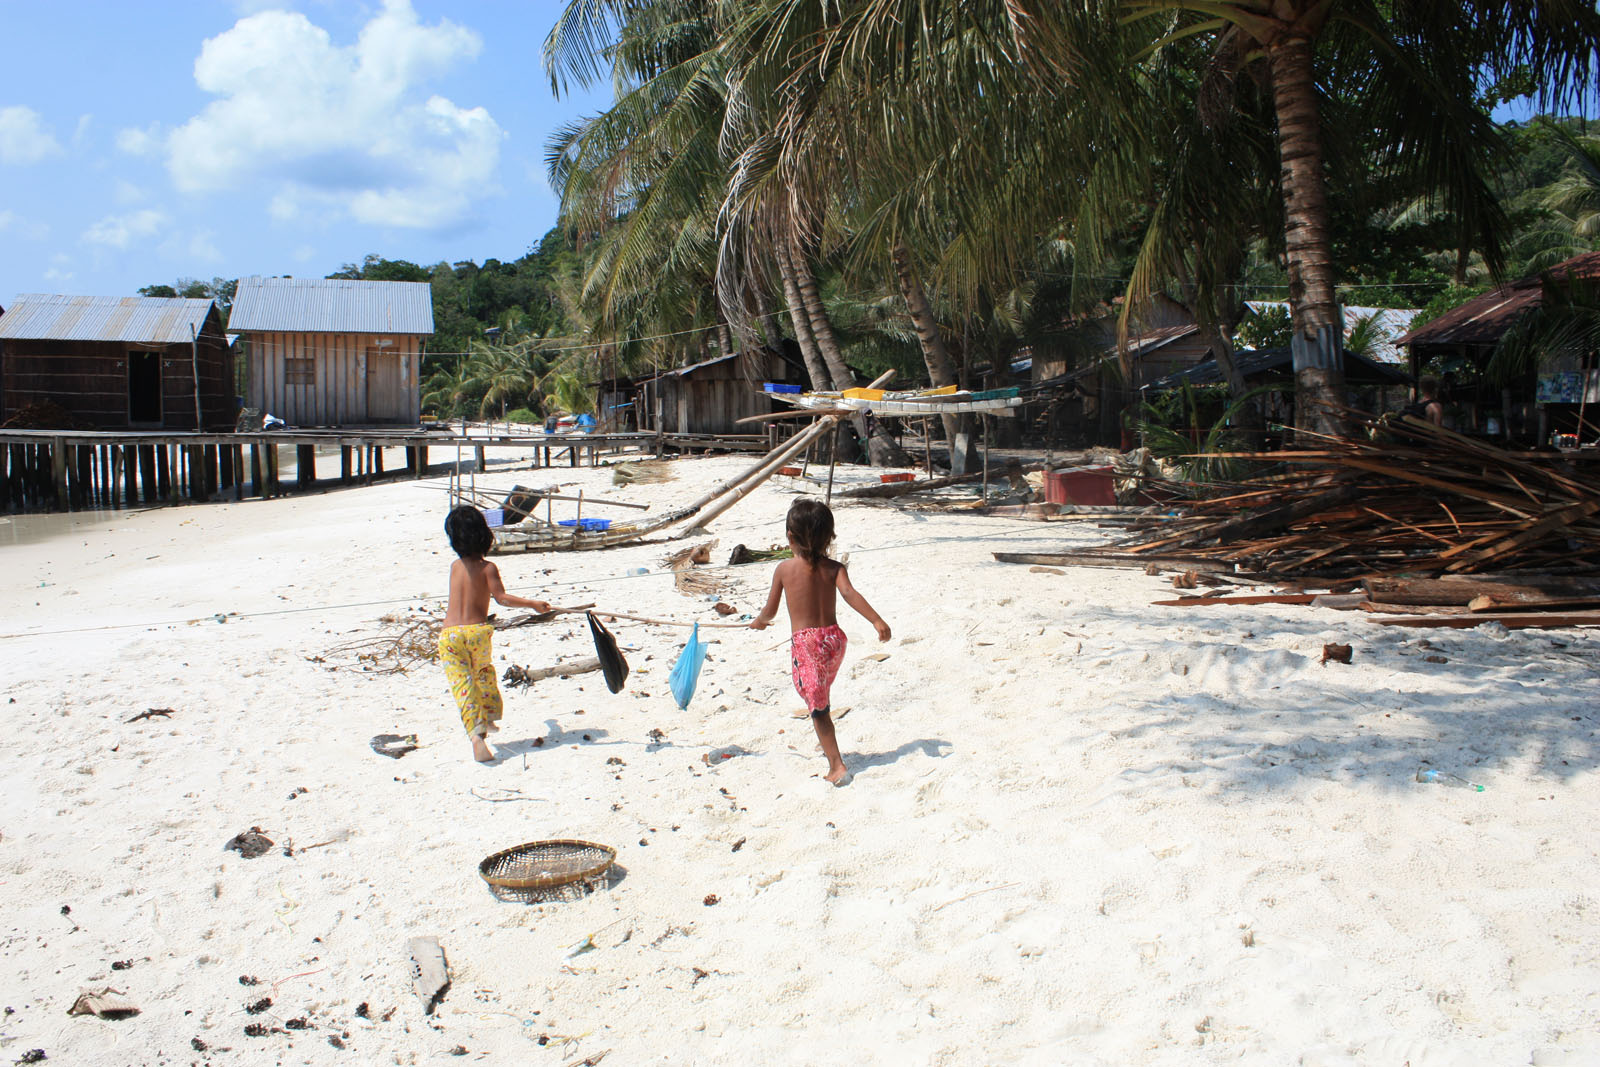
[{"x1": 128, "y1": 351, "x2": 163, "y2": 425}]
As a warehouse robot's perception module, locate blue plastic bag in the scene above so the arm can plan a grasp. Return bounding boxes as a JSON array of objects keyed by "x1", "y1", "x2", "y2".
[{"x1": 668, "y1": 622, "x2": 708, "y2": 710}]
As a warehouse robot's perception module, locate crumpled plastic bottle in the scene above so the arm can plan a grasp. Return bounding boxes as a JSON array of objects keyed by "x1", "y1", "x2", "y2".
[{"x1": 1416, "y1": 767, "x2": 1484, "y2": 792}]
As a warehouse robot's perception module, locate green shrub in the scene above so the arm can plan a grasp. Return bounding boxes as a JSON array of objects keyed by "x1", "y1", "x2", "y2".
[{"x1": 503, "y1": 407, "x2": 540, "y2": 425}]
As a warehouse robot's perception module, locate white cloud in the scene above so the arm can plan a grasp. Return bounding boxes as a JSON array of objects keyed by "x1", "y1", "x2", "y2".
[
  {"x1": 82, "y1": 209, "x2": 170, "y2": 249},
  {"x1": 0, "y1": 208, "x2": 50, "y2": 241},
  {"x1": 116, "y1": 123, "x2": 164, "y2": 157},
  {"x1": 113, "y1": 179, "x2": 146, "y2": 204},
  {"x1": 73, "y1": 114, "x2": 93, "y2": 148},
  {"x1": 165, "y1": 0, "x2": 501, "y2": 229},
  {"x1": 189, "y1": 230, "x2": 223, "y2": 263},
  {"x1": 44, "y1": 254, "x2": 75, "y2": 284},
  {"x1": 0, "y1": 106, "x2": 62, "y2": 165}
]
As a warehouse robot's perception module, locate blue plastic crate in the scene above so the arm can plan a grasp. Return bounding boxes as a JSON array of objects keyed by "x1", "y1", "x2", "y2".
[
  {"x1": 763, "y1": 382, "x2": 802, "y2": 394},
  {"x1": 557, "y1": 518, "x2": 612, "y2": 531}
]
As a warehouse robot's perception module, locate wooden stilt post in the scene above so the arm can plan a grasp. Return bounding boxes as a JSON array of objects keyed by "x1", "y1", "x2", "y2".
[
  {"x1": 204, "y1": 444, "x2": 219, "y2": 499},
  {"x1": 267, "y1": 443, "x2": 280, "y2": 497},
  {"x1": 49, "y1": 439, "x2": 67, "y2": 508},
  {"x1": 233, "y1": 444, "x2": 245, "y2": 500},
  {"x1": 297, "y1": 444, "x2": 315, "y2": 490},
  {"x1": 980, "y1": 414, "x2": 991, "y2": 501},
  {"x1": 475, "y1": 445, "x2": 486, "y2": 473},
  {"x1": 341, "y1": 445, "x2": 353, "y2": 484},
  {"x1": 74, "y1": 444, "x2": 91, "y2": 508},
  {"x1": 121, "y1": 444, "x2": 138, "y2": 506},
  {"x1": 415, "y1": 444, "x2": 427, "y2": 477},
  {"x1": 156, "y1": 445, "x2": 172, "y2": 499},
  {"x1": 372, "y1": 446, "x2": 384, "y2": 478},
  {"x1": 188, "y1": 446, "x2": 206, "y2": 501},
  {"x1": 139, "y1": 445, "x2": 158, "y2": 503},
  {"x1": 250, "y1": 444, "x2": 262, "y2": 498}
]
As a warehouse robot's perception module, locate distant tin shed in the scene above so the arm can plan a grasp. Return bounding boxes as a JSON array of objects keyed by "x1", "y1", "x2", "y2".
[
  {"x1": 0, "y1": 294, "x2": 231, "y2": 429},
  {"x1": 638, "y1": 348, "x2": 804, "y2": 435},
  {"x1": 230, "y1": 276, "x2": 434, "y2": 426}
]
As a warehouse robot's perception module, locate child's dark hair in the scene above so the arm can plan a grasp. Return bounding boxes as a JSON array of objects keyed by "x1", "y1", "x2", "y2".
[
  {"x1": 786, "y1": 498, "x2": 835, "y2": 564},
  {"x1": 445, "y1": 505, "x2": 494, "y2": 558}
]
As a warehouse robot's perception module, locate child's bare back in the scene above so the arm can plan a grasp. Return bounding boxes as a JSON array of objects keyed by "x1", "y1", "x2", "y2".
[{"x1": 750, "y1": 500, "x2": 890, "y2": 785}]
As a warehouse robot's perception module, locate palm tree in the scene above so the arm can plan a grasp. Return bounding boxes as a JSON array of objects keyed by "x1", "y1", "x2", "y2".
[
  {"x1": 1110, "y1": 0, "x2": 1600, "y2": 434},
  {"x1": 1540, "y1": 122, "x2": 1600, "y2": 242}
]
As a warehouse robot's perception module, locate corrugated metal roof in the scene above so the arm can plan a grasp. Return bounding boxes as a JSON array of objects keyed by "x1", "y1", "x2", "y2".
[
  {"x1": 1245, "y1": 302, "x2": 1420, "y2": 364},
  {"x1": 1396, "y1": 252, "x2": 1600, "y2": 348},
  {"x1": 228, "y1": 276, "x2": 434, "y2": 335},
  {"x1": 0, "y1": 294, "x2": 215, "y2": 343},
  {"x1": 1145, "y1": 346, "x2": 1410, "y2": 390}
]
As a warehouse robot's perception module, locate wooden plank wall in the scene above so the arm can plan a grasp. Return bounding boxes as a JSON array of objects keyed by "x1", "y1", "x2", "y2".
[
  {"x1": 245, "y1": 332, "x2": 422, "y2": 426},
  {"x1": 663, "y1": 351, "x2": 786, "y2": 435},
  {"x1": 0, "y1": 336, "x2": 233, "y2": 430}
]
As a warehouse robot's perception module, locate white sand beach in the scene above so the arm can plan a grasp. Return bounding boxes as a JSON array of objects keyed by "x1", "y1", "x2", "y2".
[{"x1": 2, "y1": 451, "x2": 1598, "y2": 1065}]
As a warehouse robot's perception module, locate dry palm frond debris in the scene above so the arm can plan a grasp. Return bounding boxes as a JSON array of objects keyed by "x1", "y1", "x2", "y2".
[
  {"x1": 321, "y1": 612, "x2": 441, "y2": 675},
  {"x1": 663, "y1": 540, "x2": 724, "y2": 598},
  {"x1": 612, "y1": 460, "x2": 676, "y2": 487},
  {"x1": 1092, "y1": 411, "x2": 1600, "y2": 580}
]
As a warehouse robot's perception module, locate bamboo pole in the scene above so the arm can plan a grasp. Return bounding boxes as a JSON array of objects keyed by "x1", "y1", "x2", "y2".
[
  {"x1": 685, "y1": 415, "x2": 842, "y2": 533},
  {"x1": 593, "y1": 611, "x2": 750, "y2": 629}
]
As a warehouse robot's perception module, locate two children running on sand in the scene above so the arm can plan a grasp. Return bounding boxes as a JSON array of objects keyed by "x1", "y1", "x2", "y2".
[{"x1": 440, "y1": 497, "x2": 890, "y2": 781}]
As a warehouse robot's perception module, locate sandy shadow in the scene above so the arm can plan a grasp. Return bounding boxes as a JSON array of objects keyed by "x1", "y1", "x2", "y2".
[
  {"x1": 493, "y1": 723, "x2": 612, "y2": 759},
  {"x1": 850, "y1": 737, "x2": 952, "y2": 773}
]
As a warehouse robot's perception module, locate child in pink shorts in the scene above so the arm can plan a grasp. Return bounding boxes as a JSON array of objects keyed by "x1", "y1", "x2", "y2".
[{"x1": 751, "y1": 499, "x2": 891, "y2": 784}]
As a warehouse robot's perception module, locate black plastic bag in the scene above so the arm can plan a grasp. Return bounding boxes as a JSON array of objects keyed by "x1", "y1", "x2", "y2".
[{"x1": 586, "y1": 612, "x2": 629, "y2": 693}]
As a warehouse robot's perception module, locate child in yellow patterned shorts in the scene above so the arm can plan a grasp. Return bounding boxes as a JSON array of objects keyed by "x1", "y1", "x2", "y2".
[{"x1": 440, "y1": 506, "x2": 550, "y2": 761}]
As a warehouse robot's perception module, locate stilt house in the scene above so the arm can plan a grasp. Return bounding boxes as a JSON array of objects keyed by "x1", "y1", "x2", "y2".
[
  {"x1": 636, "y1": 348, "x2": 804, "y2": 434},
  {"x1": 0, "y1": 294, "x2": 231, "y2": 429},
  {"x1": 229, "y1": 277, "x2": 434, "y2": 427}
]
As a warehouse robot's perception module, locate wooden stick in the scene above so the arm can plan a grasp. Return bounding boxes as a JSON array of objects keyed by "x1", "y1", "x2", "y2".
[
  {"x1": 497, "y1": 603, "x2": 596, "y2": 629},
  {"x1": 593, "y1": 611, "x2": 750, "y2": 629},
  {"x1": 1149, "y1": 594, "x2": 1319, "y2": 607},
  {"x1": 1367, "y1": 611, "x2": 1600, "y2": 629},
  {"x1": 734, "y1": 408, "x2": 854, "y2": 424}
]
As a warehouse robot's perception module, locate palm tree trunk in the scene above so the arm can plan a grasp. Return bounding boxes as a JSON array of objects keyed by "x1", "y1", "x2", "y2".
[
  {"x1": 753, "y1": 283, "x2": 784, "y2": 352},
  {"x1": 1266, "y1": 33, "x2": 1346, "y2": 438},
  {"x1": 1198, "y1": 323, "x2": 1264, "y2": 447},
  {"x1": 774, "y1": 240, "x2": 830, "y2": 391},
  {"x1": 790, "y1": 240, "x2": 909, "y2": 466},
  {"x1": 789, "y1": 239, "x2": 854, "y2": 391},
  {"x1": 891, "y1": 238, "x2": 975, "y2": 473}
]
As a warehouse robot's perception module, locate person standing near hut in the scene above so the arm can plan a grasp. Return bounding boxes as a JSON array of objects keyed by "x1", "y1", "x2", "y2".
[
  {"x1": 439, "y1": 506, "x2": 550, "y2": 761},
  {"x1": 751, "y1": 499, "x2": 892, "y2": 784}
]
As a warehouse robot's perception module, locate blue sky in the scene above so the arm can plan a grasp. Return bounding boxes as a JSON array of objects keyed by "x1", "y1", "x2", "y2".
[{"x1": 0, "y1": 0, "x2": 612, "y2": 306}]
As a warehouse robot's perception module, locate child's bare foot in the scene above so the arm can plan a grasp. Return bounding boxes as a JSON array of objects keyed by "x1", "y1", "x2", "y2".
[
  {"x1": 824, "y1": 762, "x2": 849, "y2": 785},
  {"x1": 471, "y1": 736, "x2": 495, "y2": 762}
]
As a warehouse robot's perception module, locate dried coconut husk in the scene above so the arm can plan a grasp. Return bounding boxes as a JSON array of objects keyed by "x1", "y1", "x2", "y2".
[
  {"x1": 664, "y1": 540, "x2": 726, "y2": 598},
  {"x1": 612, "y1": 460, "x2": 676, "y2": 487}
]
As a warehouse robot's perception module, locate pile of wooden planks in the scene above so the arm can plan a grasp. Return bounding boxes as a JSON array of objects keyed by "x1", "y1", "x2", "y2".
[{"x1": 1094, "y1": 413, "x2": 1600, "y2": 579}]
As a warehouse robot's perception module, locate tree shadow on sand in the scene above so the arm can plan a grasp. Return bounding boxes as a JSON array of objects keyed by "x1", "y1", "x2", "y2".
[{"x1": 1043, "y1": 602, "x2": 1600, "y2": 794}]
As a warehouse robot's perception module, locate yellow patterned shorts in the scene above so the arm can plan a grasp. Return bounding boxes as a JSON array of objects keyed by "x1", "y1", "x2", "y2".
[{"x1": 439, "y1": 623, "x2": 503, "y2": 737}]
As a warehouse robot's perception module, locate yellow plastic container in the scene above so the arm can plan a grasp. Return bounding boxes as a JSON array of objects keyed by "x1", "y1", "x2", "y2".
[{"x1": 843, "y1": 388, "x2": 886, "y2": 401}]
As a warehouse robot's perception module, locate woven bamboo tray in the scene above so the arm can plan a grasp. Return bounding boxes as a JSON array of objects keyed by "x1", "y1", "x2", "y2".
[{"x1": 478, "y1": 839, "x2": 616, "y2": 890}]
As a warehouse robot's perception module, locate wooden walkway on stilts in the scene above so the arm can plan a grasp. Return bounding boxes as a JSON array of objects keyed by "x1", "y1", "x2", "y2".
[{"x1": 0, "y1": 427, "x2": 773, "y2": 513}]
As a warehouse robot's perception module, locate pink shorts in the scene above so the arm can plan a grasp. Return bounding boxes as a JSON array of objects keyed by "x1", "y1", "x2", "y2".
[{"x1": 791, "y1": 625, "x2": 847, "y2": 711}]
